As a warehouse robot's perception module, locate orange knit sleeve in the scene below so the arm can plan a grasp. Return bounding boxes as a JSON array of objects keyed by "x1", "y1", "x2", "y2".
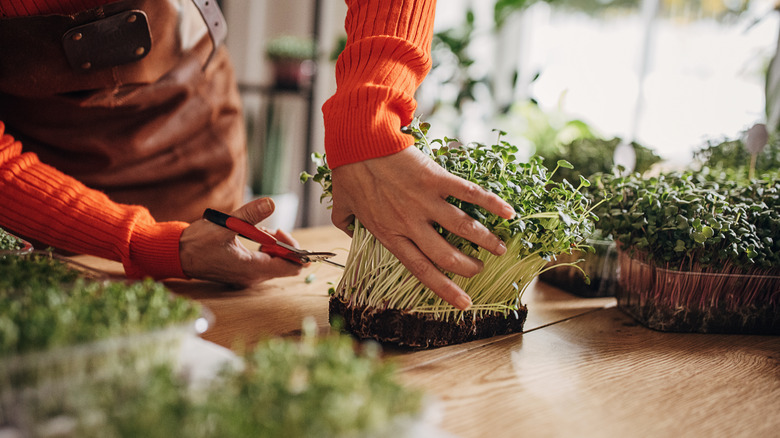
[
  {"x1": 322, "y1": 0, "x2": 436, "y2": 168},
  {"x1": 0, "y1": 121, "x2": 187, "y2": 279},
  {"x1": 0, "y1": 0, "x2": 115, "y2": 18}
]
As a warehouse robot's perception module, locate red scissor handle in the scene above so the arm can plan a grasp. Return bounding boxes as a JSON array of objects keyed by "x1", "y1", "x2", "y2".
[{"x1": 202, "y1": 208, "x2": 304, "y2": 265}]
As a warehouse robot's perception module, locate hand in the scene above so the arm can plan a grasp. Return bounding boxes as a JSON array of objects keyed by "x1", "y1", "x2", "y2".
[
  {"x1": 331, "y1": 147, "x2": 515, "y2": 310},
  {"x1": 179, "y1": 197, "x2": 303, "y2": 287}
]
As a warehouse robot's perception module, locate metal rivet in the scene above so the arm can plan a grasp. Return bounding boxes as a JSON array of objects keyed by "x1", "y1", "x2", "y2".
[
  {"x1": 135, "y1": 47, "x2": 146, "y2": 56},
  {"x1": 72, "y1": 32, "x2": 83, "y2": 41},
  {"x1": 81, "y1": 62, "x2": 92, "y2": 70},
  {"x1": 127, "y1": 14, "x2": 137, "y2": 23}
]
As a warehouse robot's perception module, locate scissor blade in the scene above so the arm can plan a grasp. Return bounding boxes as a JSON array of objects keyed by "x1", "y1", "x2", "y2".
[
  {"x1": 321, "y1": 259, "x2": 345, "y2": 269},
  {"x1": 203, "y1": 209, "x2": 345, "y2": 268},
  {"x1": 301, "y1": 252, "x2": 344, "y2": 268},
  {"x1": 276, "y1": 241, "x2": 300, "y2": 252}
]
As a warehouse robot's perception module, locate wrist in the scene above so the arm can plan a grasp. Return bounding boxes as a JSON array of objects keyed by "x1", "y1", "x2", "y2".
[{"x1": 126, "y1": 221, "x2": 188, "y2": 279}]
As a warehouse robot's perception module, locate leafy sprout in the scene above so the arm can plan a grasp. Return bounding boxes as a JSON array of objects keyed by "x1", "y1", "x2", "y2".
[{"x1": 302, "y1": 119, "x2": 597, "y2": 320}]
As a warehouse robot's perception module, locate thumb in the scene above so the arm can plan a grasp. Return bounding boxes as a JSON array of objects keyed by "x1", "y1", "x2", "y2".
[
  {"x1": 231, "y1": 197, "x2": 275, "y2": 225},
  {"x1": 331, "y1": 205, "x2": 355, "y2": 237}
]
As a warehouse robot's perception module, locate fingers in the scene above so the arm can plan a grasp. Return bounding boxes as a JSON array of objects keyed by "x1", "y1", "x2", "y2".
[
  {"x1": 273, "y1": 228, "x2": 300, "y2": 249},
  {"x1": 410, "y1": 220, "x2": 483, "y2": 277},
  {"x1": 179, "y1": 197, "x2": 305, "y2": 287},
  {"x1": 386, "y1": 236, "x2": 473, "y2": 310},
  {"x1": 442, "y1": 174, "x2": 515, "y2": 220},
  {"x1": 331, "y1": 204, "x2": 355, "y2": 237},
  {"x1": 250, "y1": 255, "x2": 303, "y2": 280},
  {"x1": 433, "y1": 200, "x2": 508, "y2": 258},
  {"x1": 231, "y1": 197, "x2": 275, "y2": 225}
]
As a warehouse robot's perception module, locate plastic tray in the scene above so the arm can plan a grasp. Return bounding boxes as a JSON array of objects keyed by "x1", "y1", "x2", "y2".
[
  {"x1": 615, "y1": 249, "x2": 780, "y2": 334},
  {"x1": 0, "y1": 312, "x2": 211, "y2": 432},
  {"x1": 0, "y1": 231, "x2": 33, "y2": 256},
  {"x1": 539, "y1": 238, "x2": 618, "y2": 297},
  {"x1": 0, "y1": 248, "x2": 212, "y2": 431}
]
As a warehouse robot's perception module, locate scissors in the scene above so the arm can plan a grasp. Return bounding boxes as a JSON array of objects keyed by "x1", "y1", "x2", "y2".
[{"x1": 202, "y1": 208, "x2": 344, "y2": 269}]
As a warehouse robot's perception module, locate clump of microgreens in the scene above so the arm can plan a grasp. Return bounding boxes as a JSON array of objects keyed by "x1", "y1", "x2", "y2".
[
  {"x1": 595, "y1": 170, "x2": 780, "y2": 271},
  {"x1": 0, "y1": 252, "x2": 201, "y2": 357},
  {"x1": 302, "y1": 120, "x2": 596, "y2": 321},
  {"x1": 594, "y1": 169, "x2": 780, "y2": 319},
  {"x1": 534, "y1": 137, "x2": 658, "y2": 298},
  {"x1": 21, "y1": 320, "x2": 424, "y2": 438}
]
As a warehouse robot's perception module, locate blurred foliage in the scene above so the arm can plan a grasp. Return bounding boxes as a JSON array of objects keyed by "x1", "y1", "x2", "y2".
[
  {"x1": 659, "y1": 0, "x2": 752, "y2": 21},
  {"x1": 265, "y1": 35, "x2": 315, "y2": 61},
  {"x1": 429, "y1": 9, "x2": 490, "y2": 114},
  {"x1": 693, "y1": 131, "x2": 780, "y2": 181},
  {"x1": 495, "y1": 0, "x2": 752, "y2": 28},
  {"x1": 542, "y1": 137, "x2": 662, "y2": 185},
  {"x1": 329, "y1": 34, "x2": 347, "y2": 62},
  {"x1": 497, "y1": 99, "x2": 597, "y2": 158},
  {"x1": 16, "y1": 322, "x2": 425, "y2": 437}
]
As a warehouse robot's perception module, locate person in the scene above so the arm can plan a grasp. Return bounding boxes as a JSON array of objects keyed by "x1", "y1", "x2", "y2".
[
  {"x1": 324, "y1": 0, "x2": 515, "y2": 310},
  {"x1": 0, "y1": 0, "x2": 302, "y2": 285},
  {"x1": 0, "y1": 0, "x2": 514, "y2": 309}
]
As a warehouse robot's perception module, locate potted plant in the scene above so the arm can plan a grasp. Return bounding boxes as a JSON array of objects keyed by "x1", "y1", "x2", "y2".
[
  {"x1": 302, "y1": 120, "x2": 596, "y2": 348},
  {"x1": 265, "y1": 35, "x2": 316, "y2": 91},
  {"x1": 538, "y1": 136, "x2": 662, "y2": 297},
  {"x1": 595, "y1": 169, "x2": 780, "y2": 334}
]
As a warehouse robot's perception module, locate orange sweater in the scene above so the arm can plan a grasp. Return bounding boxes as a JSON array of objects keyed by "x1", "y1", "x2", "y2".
[
  {"x1": 0, "y1": 0, "x2": 436, "y2": 279},
  {"x1": 323, "y1": 0, "x2": 436, "y2": 168},
  {"x1": 0, "y1": 0, "x2": 116, "y2": 16}
]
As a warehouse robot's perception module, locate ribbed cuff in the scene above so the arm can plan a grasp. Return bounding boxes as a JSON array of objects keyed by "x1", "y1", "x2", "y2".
[
  {"x1": 322, "y1": 85, "x2": 416, "y2": 168},
  {"x1": 125, "y1": 221, "x2": 188, "y2": 280}
]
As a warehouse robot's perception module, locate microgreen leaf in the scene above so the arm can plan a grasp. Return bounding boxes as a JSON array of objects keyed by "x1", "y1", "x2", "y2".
[{"x1": 557, "y1": 159, "x2": 574, "y2": 169}]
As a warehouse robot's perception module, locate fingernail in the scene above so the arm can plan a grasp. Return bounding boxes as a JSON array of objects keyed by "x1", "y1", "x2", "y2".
[
  {"x1": 454, "y1": 294, "x2": 472, "y2": 311},
  {"x1": 259, "y1": 197, "x2": 274, "y2": 215},
  {"x1": 504, "y1": 205, "x2": 516, "y2": 219},
  {"x1": 496, "y1": 241, "x2": 507, "y2": 255}
]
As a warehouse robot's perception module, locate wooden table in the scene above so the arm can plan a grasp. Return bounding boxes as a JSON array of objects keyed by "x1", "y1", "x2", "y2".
[{"x1": 74, "y1": 226, "x2": 780, "y2": 438}]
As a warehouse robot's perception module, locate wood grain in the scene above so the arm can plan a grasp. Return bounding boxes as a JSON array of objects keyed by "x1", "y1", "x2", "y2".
[{"x1": 399, "y1": 307, "x2": 780, "y2": 438}]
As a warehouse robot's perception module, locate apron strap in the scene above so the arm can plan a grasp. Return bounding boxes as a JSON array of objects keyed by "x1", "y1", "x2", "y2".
[{"x1": 191, "y1": 0, "x2": 228, "y2": 66}]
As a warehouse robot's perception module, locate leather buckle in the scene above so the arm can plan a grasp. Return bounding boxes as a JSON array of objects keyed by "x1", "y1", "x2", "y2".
[{"x1": 61, "y1": 10, "x2": 152, "y2": 72}]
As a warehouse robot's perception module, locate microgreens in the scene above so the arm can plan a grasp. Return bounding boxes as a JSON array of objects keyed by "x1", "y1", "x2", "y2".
[
  {"x1": 16, "y1": 321, "x2": 424, "y2": 437},
  {"x1": 594, "y1": 169, "x2": 780, "y2": 271},
  {"x1": 0, "y1": 252, "x2": 201, "y2": 357},
  {"x1": 303, "y1": 119, "x2": 596, "y2": 320}
]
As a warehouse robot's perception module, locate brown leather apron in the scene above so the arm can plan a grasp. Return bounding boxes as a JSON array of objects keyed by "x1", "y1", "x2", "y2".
[{"x1": 0, "y1": 0, "x2": 246, "y2": 223}]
